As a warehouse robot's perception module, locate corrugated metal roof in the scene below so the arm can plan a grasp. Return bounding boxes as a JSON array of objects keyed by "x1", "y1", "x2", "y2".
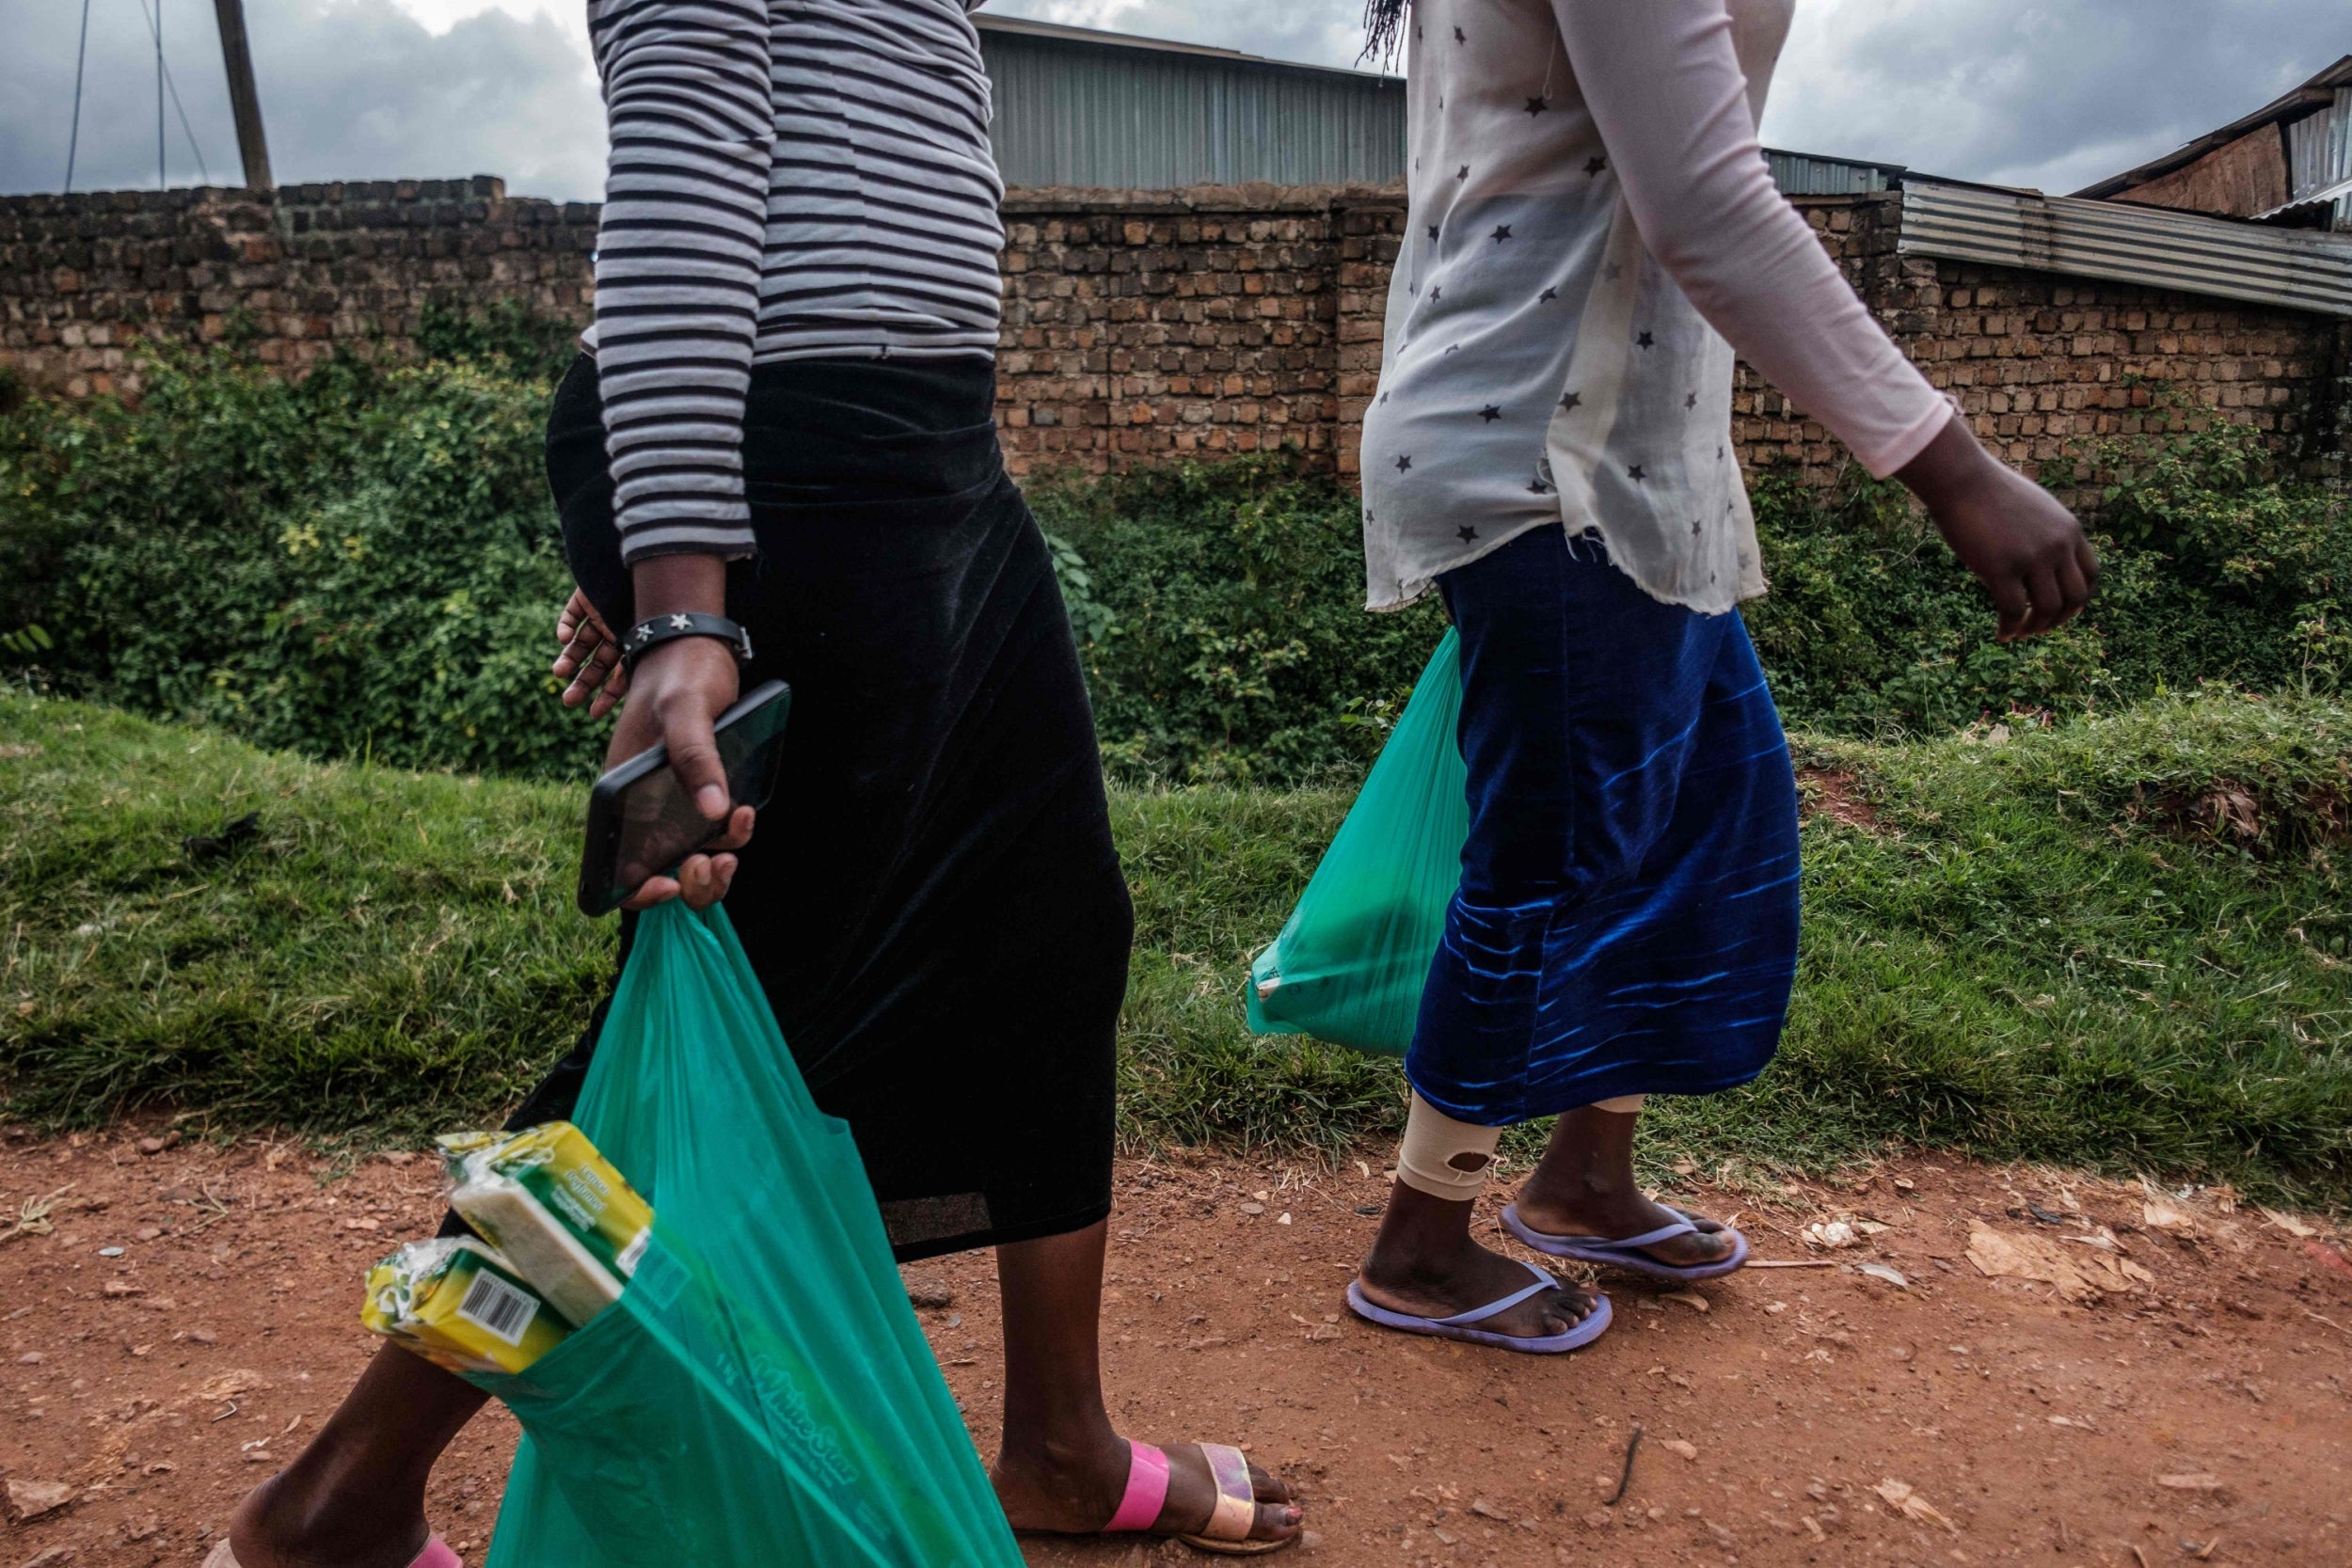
[
  {"x1": 2075, "y1": 54, "x2": 2352, "y2": 201},
  {"x1": 975, "y1": 15, "x2": 1375, "y2": 77},
  {"x1": 973, "y1": 20, "x2": 1910, "y2": 198},
  {"x1": 1900, "y1": 178, "x2": 2352, "y2": 318},
  {"x1": 977, "y1": 17, "x2": 1406, "y2": 188},
  {"x1": 2286, "y1": 88, "x2": 2352, "y2": 197},
  {"x1": 1763, "y1": 149, "x2": 1902, "y2": 196}
]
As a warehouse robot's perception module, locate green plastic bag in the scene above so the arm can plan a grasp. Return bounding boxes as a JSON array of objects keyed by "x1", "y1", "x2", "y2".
[
  {"x1": 469, "y1": 900, "x2": 1023, "y2": 1568},
  {"x1": 1247, "y1": 628, "x2": 1468, "y2": 1055}
]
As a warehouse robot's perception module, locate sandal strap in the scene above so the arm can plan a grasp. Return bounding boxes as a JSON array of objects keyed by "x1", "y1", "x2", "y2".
[
  {"x1": 1437, "y1": 1260, "x2": 1561, "y2": 1326},
  {"x1": 1581, "y1": 1220, "x2": 1697, "y2": 1253},
  {"x1": 1198, "y1": 1443, "x2": 1259, "y2": 1543},
  {"x1": 208, "y1": 1536, "x2": 461, "y2": 1568},
  {"x1": 1106, "y1": 1440, "x2": 1172, "y2": 1532}
]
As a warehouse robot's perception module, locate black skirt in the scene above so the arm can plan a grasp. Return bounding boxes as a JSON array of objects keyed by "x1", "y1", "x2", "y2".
[{"x1": 467, "y1": 353, "x2": 1130, "y2": 1262}]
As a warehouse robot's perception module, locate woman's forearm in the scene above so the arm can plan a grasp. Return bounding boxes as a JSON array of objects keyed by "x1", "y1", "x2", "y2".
[
  {"x1": 1551, "y1": 0, "x2": 1951, "y2": 478},
  {"x1": 628, "y1": 552, "x2": 731, "y2": 624}
]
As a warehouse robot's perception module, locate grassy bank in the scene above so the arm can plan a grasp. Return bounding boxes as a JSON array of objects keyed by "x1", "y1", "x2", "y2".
[{"x1": 3, "y1": 691, "x2": 2349, "y2": 1204}]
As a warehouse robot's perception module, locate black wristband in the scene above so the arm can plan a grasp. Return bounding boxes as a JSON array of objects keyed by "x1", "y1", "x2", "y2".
[{"x1": 621, "y1": 611, "x2": 754, "y2": 672}]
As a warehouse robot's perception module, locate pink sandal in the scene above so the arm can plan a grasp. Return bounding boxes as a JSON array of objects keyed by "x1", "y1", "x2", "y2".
[
  {"x1": 1107, "y1": 1439, "x2": 1292, "y2": 1556},
  {"x1": 204, "y1": 1537, "x2": 462, "y2": 1568}
]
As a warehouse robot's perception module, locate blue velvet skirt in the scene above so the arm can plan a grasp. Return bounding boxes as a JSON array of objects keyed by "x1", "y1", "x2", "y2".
[{"x1": 1405, "y1": 525, "x2": 1801, "y2": 1127}]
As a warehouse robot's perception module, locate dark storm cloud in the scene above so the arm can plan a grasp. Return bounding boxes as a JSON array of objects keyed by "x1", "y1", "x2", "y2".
[
  {"x1": 1759, "y1": 0, "x2": 2349, "y2": 195},
  {"x1": 2, "y1": 0, "x2": 601, "y2": 198},
  {"x1": 2, "y1": 0, "x2": 2343, "y2": 202}
]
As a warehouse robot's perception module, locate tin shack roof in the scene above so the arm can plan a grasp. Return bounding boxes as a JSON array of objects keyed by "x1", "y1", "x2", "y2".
[{"x1": 2074, "y1": 54, "x2": 2352, "y2": 227}]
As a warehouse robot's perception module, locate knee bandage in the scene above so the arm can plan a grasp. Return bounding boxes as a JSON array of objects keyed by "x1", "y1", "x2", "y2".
[{"x1": 1395, "y1": 1092, "x2": 1505, "y2": 1199}]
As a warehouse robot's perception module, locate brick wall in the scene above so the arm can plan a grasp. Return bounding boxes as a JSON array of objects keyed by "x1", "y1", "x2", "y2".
[
  {"x1": 3, "y1": 180, "x2": 2344, "y2": 486},
  {"x1": 1733, "y1": 193, "x2": 2351, "y2": 486},
  {"x1": 992, "y1": 183, "x2": 1406, "y2": 479},
  {"x1": 0, "y1": 179, "x2": 596, "y2": 398}
]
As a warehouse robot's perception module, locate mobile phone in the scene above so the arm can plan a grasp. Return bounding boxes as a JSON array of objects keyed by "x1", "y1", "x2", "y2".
[{"x1": 576, "y1": 680, "x2": 791, "y2": 916}]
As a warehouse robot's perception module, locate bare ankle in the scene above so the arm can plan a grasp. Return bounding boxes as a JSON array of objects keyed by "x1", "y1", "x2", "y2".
[
  {"x1": 996, "y1": 1416, "x2": 1121, "y2": 1481},
  {"x1": 1360, "y1": 1239, "x2": 1447, "y2": 1291},
  {"x1": 1523, "y1": 1157, "x2": 1638, "y2": 1210},
  {"x1": 234, "y1": 1463, "x2": 429, "y2": 1567}
]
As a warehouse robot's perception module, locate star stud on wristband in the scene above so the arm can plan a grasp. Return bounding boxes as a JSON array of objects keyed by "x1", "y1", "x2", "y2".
[{"x1": 620, "y1": 611, "x2": 755, "y2": 673}]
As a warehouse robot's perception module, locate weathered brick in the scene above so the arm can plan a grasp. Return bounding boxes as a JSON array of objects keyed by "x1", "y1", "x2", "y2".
[{"x1": 2, "y1": 182, "x2": 2343, "y2": 487}]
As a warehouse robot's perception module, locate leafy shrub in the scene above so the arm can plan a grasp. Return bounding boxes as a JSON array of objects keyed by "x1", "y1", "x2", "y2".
[
  {"x1": 414, "y1": 297, "x2": 583, "y2": 384},
  {"x1": 1746, "y1": 414, "x2": 2350, "y2": 736},
  {"x1": 0, "y1": 343, "x2": 602, "y2": 778},
  {"x1": 1029, "y1": 457, "x2": 1446, "y2": 784},
  {"x1": 2, "y1": 343, "x2": 2344, "y2": 782},
  {"x1": 2068, "y1": 416, "x2": 2352, "y2": 701}
]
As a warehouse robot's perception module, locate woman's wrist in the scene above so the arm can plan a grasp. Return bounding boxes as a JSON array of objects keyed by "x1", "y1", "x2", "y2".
[
  {"x1": 1893, "y1": 413, "x2": 2000, "y2": 514},
  {"x1": 629, "y1": 552, "x2": 729, "y2": 623}
]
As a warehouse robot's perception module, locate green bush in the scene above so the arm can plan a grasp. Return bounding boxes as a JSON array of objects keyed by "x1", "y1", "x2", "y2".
[
  {"x1": 0, "y1": 343, "x2": 603, "y2": 779},
  {"x1": 3, "y1": 344, "x2": 2344, "y2": 783},
  {"x1": 1746, "y1": 413, "x2": 2350, "y2": 736},
  {"x1": 414, "y1": 297, "x2": 584, "y2": 384},
  {"x1": 1028, "y1": 457, "x2": 1446, "y2": 784}
]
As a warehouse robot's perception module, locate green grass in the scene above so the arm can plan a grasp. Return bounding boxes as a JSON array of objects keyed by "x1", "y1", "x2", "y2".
[{"x1": 3, "y1": 691, "x2": 2349, "y2": 1206}]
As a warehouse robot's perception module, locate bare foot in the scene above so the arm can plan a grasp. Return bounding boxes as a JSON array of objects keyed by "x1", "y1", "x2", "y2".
[
  {"x1": 1514, "y1": 1104, "x2": 1740, "y2": 1269},
  {"x1": 1355, "y1": 1228, "x2": 1599, "y2": 1339},
  {"x1": 1512, "y1": 1183, "x2": 1739, "y2": 1269},
  {"x1": 992, "y1": 1433, "x2": 1301, "y2": 1548}
]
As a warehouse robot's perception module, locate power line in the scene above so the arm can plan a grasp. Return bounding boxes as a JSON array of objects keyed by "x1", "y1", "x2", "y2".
[
  {"x1": 130, "y1": 0, "x2": 214, "y2": 186},
  {"x1": 65, "y1": 0, "x2": 93, "y2": 192}
]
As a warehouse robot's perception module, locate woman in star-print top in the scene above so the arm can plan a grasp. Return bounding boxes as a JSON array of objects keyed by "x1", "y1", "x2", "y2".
[{"x1": 1346, "y1": 0, "x2": 2098, "y2": 1352}]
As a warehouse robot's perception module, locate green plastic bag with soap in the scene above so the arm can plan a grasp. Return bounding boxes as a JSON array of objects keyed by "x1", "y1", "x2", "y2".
[
  {"x1": 466, "y1": 900, "x2": 1023, "y2": 1567},
  {"x1": 1247, "y1": 628, "x2": 1469, "y2": 1055}
]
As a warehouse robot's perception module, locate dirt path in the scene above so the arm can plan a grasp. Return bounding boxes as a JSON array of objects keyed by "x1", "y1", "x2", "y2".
[{"x1": 3, "y1": 1127, "x2": 2349, "y2": 1568}]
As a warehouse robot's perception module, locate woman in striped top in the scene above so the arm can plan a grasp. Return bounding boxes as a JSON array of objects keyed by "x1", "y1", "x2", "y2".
[
  {"x1": 587, "y1": 0, "x2": 1009, "y2": 562},
  {"x1": 215, "y1": 2, "x2": 1303, "y2": 1561}
]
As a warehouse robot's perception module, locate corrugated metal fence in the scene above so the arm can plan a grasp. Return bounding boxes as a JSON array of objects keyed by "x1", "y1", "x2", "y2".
[
  {"x1": 1764, "y1": 150, "x2": 1899, "y2": 196},
  {"x1": 2283, "y1": 87, "x2": 2352, "y2": 226},
  {"x1": 1901, "y1": 179, "x2": 2352, "y2": 319},
  {"x1": 981, "y1": 27, "x2": 1406, "y2": 188}
]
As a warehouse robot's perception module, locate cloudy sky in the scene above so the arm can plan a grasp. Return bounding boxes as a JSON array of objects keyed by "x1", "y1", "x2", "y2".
[{"x1": 6, "y1": 0, "x2": 2343, "y2": 201}]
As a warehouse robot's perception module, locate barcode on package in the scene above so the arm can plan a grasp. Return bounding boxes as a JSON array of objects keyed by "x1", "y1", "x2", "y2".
[{"x1": 456, "y1": 1268, "x2": 538, "y2": 1346}]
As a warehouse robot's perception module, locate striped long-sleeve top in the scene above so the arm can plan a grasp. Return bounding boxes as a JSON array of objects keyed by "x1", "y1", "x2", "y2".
[{"x1": 585, "y1": 0, "x2": 1005, "y2": 562}]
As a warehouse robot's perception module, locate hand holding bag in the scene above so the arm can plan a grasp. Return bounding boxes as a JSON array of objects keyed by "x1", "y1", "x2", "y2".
[{"x1": 469, "y1": 900, "x2": 1023, "y2": 1567}]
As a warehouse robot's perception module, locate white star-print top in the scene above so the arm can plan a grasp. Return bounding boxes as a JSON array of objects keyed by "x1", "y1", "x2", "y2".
[{"x1": 1360, "y1": 0, "x2": 1954, "y2": 614}]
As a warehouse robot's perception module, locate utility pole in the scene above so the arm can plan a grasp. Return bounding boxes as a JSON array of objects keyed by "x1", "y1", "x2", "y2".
[{"x1": 212, "y1": 0, "x2": 274, "y2": 190}]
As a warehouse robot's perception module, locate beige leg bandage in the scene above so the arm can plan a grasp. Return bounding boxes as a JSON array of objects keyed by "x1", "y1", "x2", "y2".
[
  {"x1": 1591, "y1": 1094, "x2": 1647, "y2": 1114},
  {"x1": 1395, "y1": 1092, "x2": 1505, "y2": 1199}
]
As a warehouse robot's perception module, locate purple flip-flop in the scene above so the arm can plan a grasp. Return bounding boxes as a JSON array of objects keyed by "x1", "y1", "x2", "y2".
[
  {"x1": 1344, "y1": 1259, "x2": 1612, "y2": 1354},
  {"x1": 1501, "y1": 1203, "x2": 1751, "y2": 1283}
]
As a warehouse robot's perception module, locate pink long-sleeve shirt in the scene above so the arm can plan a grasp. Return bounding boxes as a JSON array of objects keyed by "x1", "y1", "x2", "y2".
[{"x1": 1359, "y1": 0, "x2": 1954, "y2": 613}]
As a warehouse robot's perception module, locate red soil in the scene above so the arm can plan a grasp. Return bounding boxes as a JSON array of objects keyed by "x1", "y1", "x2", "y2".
[{"x1": 4, "y1": 1127, "x2": 2348, "y2": 1567}]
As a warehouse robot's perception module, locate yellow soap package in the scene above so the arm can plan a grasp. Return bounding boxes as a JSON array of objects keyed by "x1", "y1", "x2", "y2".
[
  {"x1": 361, "y1": 1238, "x2": 572, "y2": 1375},
  {"x1": 437, "y1": 1122, "x2": 653, "y2": 1328}
]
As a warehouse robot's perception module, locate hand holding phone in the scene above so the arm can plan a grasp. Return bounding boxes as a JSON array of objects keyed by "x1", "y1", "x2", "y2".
[{"x1": 578, "y1": 676, "x2": 791, "y2": 917}]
